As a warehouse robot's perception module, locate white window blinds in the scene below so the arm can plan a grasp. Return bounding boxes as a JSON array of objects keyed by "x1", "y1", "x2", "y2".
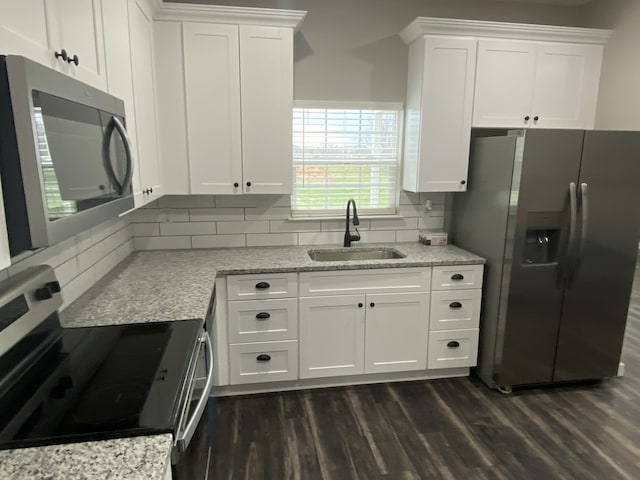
[{"x1": 292, "y1": 103, "x2": 402, "y2": 217}]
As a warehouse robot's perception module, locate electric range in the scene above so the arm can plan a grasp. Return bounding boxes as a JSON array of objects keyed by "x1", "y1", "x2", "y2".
[{"x1": 0, "y1": 265, "x2": 213, "y2": 463}]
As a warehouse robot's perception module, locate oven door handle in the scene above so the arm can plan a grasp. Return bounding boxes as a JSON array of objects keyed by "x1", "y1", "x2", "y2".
[{"x1": 177, "y1": 331, "x2": 214, "y2": 452}]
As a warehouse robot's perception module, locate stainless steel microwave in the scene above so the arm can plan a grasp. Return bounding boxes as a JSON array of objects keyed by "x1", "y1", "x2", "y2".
[{"x1": 0, "y1": 55, "x2": 134, "y2": 257}]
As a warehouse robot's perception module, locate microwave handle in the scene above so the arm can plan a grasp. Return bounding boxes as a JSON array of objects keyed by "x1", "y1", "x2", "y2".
[
  {"x1": 102, "y1": 116, "x2": 134, "y2": 195},
  {"x1": 177, "y1": 331, "x2": 214, "y2": 452}
]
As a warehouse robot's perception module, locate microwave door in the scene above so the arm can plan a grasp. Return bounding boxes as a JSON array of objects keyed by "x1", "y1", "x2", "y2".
[{"x1": 37, "y1": 114, "x2": 113, "y2": 201}]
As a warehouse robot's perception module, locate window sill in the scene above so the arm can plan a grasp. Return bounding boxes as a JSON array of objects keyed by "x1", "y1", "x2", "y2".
[{"x1": 288, "y1": 215, "x2": 405, "y2": 222}]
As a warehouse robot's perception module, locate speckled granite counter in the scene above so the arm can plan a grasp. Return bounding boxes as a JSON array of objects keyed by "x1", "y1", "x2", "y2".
[
  {"x1": 0, "y1": 434, "x2": 172, "y2": 480},
  {"x1": 60, "y1": 243, "x2": 484, "y2": 328}
]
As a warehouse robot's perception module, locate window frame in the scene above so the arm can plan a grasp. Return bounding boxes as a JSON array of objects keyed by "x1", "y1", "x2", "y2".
[{"x1": 291, "y1": 100, "x2": 404, "y2": 219}]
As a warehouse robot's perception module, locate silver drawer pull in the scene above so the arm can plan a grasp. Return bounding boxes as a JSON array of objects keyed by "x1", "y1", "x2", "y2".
[{"x1": 256, "y1": 312, "x2": 271, "y2": 320}]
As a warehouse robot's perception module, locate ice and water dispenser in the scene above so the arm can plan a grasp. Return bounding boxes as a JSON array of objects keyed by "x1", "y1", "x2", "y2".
[{"x1": 522, "y1": 212, "x2": 562, "y2": 265}]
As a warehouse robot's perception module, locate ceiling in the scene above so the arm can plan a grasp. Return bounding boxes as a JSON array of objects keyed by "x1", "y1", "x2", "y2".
[{"x1": 495, "y1": 0, "x2": 593, "y2": 5}]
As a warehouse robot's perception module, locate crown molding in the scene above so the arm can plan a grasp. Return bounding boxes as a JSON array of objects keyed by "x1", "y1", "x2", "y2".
[
  {"x1": 153, "y1": 2, "x2": 306, "y2": 30},
  {"x1": 400, "y1": 17, "x2": 612, "y2": 45}
]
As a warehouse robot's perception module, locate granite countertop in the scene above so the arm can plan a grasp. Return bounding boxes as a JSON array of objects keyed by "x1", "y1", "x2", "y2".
[
  {"x1": 60, "y1": 243, "x2": 484, "y2": 328},
  {"x1": 0, "y1": 434, "x2": 173, "y2": 480}
]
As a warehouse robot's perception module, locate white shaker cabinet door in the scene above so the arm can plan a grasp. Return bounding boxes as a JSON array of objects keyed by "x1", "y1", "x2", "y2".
[
  {"x1": 364, "y1": 292, "x2": 430, "y2": 374},
  {"x1": 128, "y1": 0, "x2": 162, "y2": 205},
  {"x1": 239, "y1": 25, "x2": 293, "y2": 194},
  {"x1": 183, "y1": 23, "x2": 242, "y2": 194},
  {"x1": 49, "y1": 0, "x2": 107, "y2": 90},
  {"x1": 299, "y1": 295, "x2": 365, "y2": 379},
  {"x1": 473, "y1": 40, "x2": 537, "y2": 128},
  {"x1": 530, "y1": 43, "x2": 602, "y2": 129},
  {"x1": 0, "y1": 0, "x2": 54, "y2": 67}
]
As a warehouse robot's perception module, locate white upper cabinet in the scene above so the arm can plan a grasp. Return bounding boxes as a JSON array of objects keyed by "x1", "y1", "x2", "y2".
[
  {"x1": 0, "y1": 0, "x2": 107, "y2": 90},
  {"x1": 473, "y1": 40, "x2": 537, "y2": 128},
  {"x1": 128, "y1": 0, "x2": 163, "y2": 204},
  {"x1": 182, "y1": 23, "x2": 242, "y2": 195},
  {"x1": 402, "y1": 34, "x2": 477, "y2": 193},
  {"x1": 474, "y1": 40, "x2": 604, "y2": 129},
  {"x1": 239, "y1": 25, "x2": 294, "y2": 194},
  {"x1": 155, "y1": 6, "x2": 305, "y2": 195},
  {"x1": 400, "y1": 18, "x2": 611, "y2": 193}
]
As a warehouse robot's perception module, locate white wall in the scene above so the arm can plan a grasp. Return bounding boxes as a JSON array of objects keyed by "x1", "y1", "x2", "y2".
[
  {"x1": 1, "y1": 217, "x2": 134, "y2": 309},
  {"x1": 579, "y1": 0, "x2": 640, "y2": 130},
  {"x1": 172, "y1": 0, "x2": 583, "y2": 102},
  {"x1": 132, "y1": 192, "x2": 444, "y2": 249}
]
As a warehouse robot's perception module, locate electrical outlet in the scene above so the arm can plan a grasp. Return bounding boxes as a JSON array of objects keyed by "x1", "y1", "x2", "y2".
[{"x1": 425, "y1": 199, "x2": 433, "y2": 211}]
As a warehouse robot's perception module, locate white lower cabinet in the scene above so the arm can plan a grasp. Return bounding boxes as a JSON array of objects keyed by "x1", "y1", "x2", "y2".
[
  {"x1": 229, "y1": 340, "x2": 298, "y2": 384},
  {"x1": 364, "y1": 292, "x2": 430, "y2": 374},
  {"x1": 299, "y1": 295, "x2": 366, "y2": 379},
  {"x1": 223, "y1": 265, "x2": 483, "y2": 389}
]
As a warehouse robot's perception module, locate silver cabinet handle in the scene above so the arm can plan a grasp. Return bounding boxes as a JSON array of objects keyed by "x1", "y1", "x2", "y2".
[{"x1": 177, "y1": 332, "x2": 214, "y2": 452}]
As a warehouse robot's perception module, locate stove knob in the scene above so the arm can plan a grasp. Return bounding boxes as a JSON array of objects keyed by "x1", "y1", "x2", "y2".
[
  {"x1": 35, "y1": 287, "x2": 53, "y2": 300},
  {"x1": 46, "y1": 281, "x2": 61, "y2": 293}
]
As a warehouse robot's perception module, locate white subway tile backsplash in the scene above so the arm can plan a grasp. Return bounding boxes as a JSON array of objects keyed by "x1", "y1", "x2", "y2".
[
  {"x1": 131, "y1": 193, "x2": 448, "y2": 251},
  {"x1": 244, "y1": 206, "x2": 291, "y2": 221},
  {"x1": 298, "y1": 231, "x2": 344, "y2": 246},
  {"x1": 217, "y1": 221, "x2": 269, "y2": 234},
  {"x1": 321, "y1": 219, "x2": 370, "y2": 232},
  {"x1": 359, "y1": 231, "x2": 397, "y2": 243},
  {"x1": 419, "y1": 217, "x2": 445, "y2": 230},
  {"x1": 246, "y1": 233, "x2": 297, "y2": 247},
  {"x1": 132, "y1": 208, "x2": 189, "y2": 223},
  {"x1": 159, "y1": 222, "x2": 216, "y2": 236},
  {"x1": 134, "y1": 236, "x2": 191, "y2": 250},
  {"x1": 158, "y1": 195, "x2": 216, "y2": 209},
  {"x1": 55, "y1": 258, "x2": 80, "y2": 286},
  {"x1": 214, "y1": 194, "x2": 290, "y2": 208},
  {"x1": 370, "y1": 218, "x2": 419, "y2": 231},
  {"x1": 399, "y1": 191, "x2": 420, "y2": 205},
  {"x1": 396, "y1": 230, "x2": 420, "y2": 243},
  {"x1": 133, "y1": 223, "x2": 160, "y2": 237},
  {"x1": 192, "y1": 235, "x2": 246, "y2": 249},
  {"x1": 270, "y1": 220, "x2": 321, "y2": 233},
  {"x1": 189, "y1": 208, "x2": 244, "y2": 222}
]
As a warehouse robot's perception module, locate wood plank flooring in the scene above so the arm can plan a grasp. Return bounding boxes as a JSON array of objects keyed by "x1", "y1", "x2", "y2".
[{"x1": 178, "y1": 263, "x2": 640, "y2": 479}]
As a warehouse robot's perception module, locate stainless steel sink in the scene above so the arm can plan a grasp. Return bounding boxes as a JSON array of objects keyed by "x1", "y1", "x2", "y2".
[{"x1": 308, "y1": 248, "x2": 406, "y2": 262}]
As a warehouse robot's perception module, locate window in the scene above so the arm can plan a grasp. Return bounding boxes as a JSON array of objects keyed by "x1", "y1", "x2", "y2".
[{"x1": 292, "y1": 102, "x2": 402, "y2": 217}]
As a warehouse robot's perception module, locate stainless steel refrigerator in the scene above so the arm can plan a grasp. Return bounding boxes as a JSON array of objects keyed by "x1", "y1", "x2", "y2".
[{"x1": 451, "y1": 129, "x2": 640, "y2": 390}]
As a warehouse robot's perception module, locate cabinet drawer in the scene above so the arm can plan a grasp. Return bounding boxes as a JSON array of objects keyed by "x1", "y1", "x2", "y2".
[
  {"x1": 430, "y1": 290, "x2": 482, "y2": 331},
  {"x1": 431, "y1": 265, "x2": 483, "y2": 290},
  {"x1": 228, "y1": 298, "x2": 298, "y2": 343},
  {"x1": 428, "y1": 329, "x2": 479, "y2": 369},
  {"x1": 299, "y1": 268, "x2": 431, "y2": 296},
  {"x1": 229, "y1": 340, "x2": 298, "y2": 384},
  {"x1": 227, "y1": 273, "x2": 297, "y2": 300}
]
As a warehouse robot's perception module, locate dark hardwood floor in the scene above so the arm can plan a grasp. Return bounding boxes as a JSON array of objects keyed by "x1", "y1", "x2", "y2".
[{"x1": 179, "y1": 263, "x2": 640, "y2": 480}]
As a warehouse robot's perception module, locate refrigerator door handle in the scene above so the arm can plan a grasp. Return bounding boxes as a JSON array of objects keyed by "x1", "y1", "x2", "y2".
[
  {"x1": 565, "y1": 182, "x2": 578, "y2": 286},
  {"x1": 575, "y1": 182, "x2": 589, "y2": 275}
]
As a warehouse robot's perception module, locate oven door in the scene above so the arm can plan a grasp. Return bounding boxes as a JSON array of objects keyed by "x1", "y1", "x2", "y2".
[{"x1": 174, "y1": 330, "x2": 214, "y2": 458}]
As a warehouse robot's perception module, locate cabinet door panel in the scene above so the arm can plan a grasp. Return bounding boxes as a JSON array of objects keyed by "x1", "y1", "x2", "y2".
[
  {"x1": 183, "y1": 23, "x2": 242, "y2": 194},
  {"x1": 239, "y1": 26, "x2": 293, "y2": 194},
  {"x1": 365, "y1": 292, "x2": 430, "y2": 374},
  {"x1": 0, "y1": 0, "x2": 53, "y2": 66},
  {"x1": 128, "y1": 0, "x2": 162, "y2": 204},
  {"x1": 473, "y1": 40, "x2": 536, "y2": 128},
  {"x1": 52, "y1": 0, "x2": 106, "y2": 90},
  {"x1": 531, "y1": 43, "x2": 602, "y2": 129},
  {"x1": 417, "y1": 36, "x2": 476, "y2": 192},
  {"x1": 299, "y1": 295, "x2": 365, "y2": 379}
]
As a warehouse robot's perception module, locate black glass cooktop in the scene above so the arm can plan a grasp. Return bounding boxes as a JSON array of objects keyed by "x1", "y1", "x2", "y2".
[{"x1": 0, "y1": 318, "x2": 202, "y2": 450}]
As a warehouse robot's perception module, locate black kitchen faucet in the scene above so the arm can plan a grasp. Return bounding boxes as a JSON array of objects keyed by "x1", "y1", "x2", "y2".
[{"x1": 344, "y1": 199, "x2": 361, "y2": 247}]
